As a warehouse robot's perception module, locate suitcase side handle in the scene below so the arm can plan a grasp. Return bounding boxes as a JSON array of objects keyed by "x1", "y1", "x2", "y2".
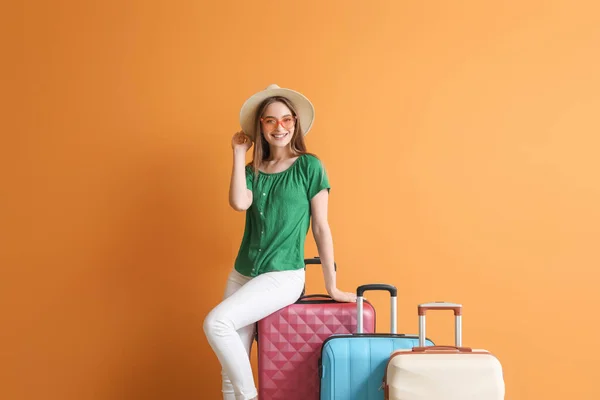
[
  {"x1": 356, "y1": 284, "x2": 397, "y2": 334},
  {"x1": 411, "y1": 345, "x2": 472, "y2": 353},
  {"x1": 417, "y1": 301, "x2": 463, "y2": 347},
  {"x1": 300, "y1": 294, "x2": 332, "y2": 299}
]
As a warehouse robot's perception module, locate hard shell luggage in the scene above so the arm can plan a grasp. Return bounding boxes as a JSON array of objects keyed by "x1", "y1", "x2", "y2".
[
  {"x1": 319, "y1": 284, "x2": 435, "y2": 400},
  {"x1": 383, "y1": 302, "x2": 505, "y2": 400},
  {"x1": 256, "y1": 257, "x2": 376, "y2": 400}
]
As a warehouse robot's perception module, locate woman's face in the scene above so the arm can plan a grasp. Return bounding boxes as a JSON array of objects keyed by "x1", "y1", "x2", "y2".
[{"x1": 260, "y1": 101, "x2": 296, "y2": 149}]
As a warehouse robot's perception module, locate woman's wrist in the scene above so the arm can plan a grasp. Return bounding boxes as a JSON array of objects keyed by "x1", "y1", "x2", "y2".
[
  {"x1": 326, "y1": 286, "x2": 338, "y2": 296},
  {"x1": 233, "y1": 148, "x2": 247, "y2": 157}
]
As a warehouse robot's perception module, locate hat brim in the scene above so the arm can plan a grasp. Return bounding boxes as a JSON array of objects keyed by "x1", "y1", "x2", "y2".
[{"x1": 239, "y1": 87, "x2": 314, "y2": 141}]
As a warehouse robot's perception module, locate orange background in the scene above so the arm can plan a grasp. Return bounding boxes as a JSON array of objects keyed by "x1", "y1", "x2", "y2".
[{"x1": 4, "y1": 1, "x2": 600, "y2": 399}]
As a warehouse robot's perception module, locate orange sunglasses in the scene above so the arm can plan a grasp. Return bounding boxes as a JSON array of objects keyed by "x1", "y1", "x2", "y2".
[{"x1": 260, "y1": 116, "x2": 296, "y2": 131}]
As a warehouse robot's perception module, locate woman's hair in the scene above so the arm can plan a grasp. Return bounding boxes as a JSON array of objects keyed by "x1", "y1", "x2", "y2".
[{"x1": 248, "y1": 96, "x2": 316, "y2": 176}]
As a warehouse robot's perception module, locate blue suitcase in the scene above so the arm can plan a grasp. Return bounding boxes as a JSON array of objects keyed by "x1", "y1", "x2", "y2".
[{"x1": 319, "y1": 284, "x2": 435, "y2": 400}]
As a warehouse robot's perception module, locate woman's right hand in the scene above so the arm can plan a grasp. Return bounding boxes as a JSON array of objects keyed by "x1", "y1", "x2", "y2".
[{"x1": 232, "y1": 131, "x2": 252, "y2": 152}]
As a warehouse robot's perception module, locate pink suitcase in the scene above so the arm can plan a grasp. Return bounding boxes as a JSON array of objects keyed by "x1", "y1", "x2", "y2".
[{"x1": 256, "y1": 257, "x2": 376, "y2": 400}]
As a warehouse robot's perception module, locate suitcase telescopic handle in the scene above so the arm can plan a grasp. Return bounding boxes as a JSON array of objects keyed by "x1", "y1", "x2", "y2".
[
  {"x1": 299, "y1": 257, "x2": 337, "y2": 298},
  {"x1": 417, "y1": 302, "x2": 463, "y2": 347},
  {"x1": 356, "y1": 284, "x2": 398, "y2": 334}
]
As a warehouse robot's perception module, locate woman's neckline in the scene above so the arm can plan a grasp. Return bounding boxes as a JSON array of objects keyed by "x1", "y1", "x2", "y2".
[{"x1": 258, "y1": 154, "x2": 304, "y2": 175}]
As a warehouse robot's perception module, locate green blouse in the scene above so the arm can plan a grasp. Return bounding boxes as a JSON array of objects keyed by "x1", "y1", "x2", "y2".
[{"x1": 234, "y1": 154, "x2": 330, "y2": 277}]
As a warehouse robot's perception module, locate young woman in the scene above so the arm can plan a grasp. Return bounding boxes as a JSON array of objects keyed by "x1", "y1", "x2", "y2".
[{"x1": 204, "y1": 84, "x2": 356, "y2": 400}]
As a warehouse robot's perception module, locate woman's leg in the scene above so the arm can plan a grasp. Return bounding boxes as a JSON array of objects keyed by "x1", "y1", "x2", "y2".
[
  {"x1": 218, "y1": 270, "x2": 255, "y2": 400},
  {"x1": 204, "y1": 268, "x2": 305, "y2": 400}
]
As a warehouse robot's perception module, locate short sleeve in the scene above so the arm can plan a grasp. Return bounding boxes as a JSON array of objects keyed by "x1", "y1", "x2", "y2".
[
  {"x1": 306, "y1": 155, "x2": 331, "y2": 199},
  {"x1": 245, "y1": 166, "x2": 254, "y2": 190}
]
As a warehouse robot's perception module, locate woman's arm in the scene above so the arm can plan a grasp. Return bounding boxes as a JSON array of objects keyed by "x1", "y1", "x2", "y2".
[
  {"x1": 229, "y1": 131, "x2": 253, "y2": 211},
  {"x1": 311, "y1": 189, "x2": 357, "y2": 302}
]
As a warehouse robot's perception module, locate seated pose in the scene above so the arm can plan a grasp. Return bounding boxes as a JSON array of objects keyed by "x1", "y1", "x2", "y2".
[{"x1": 203, "y1": 84, "x2": 356, "y2": 400}]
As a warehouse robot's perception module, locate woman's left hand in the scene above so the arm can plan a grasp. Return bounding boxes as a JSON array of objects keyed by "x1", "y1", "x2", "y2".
[{"x1": 328, "y1": 288, "x2": 357, "y2": 303}]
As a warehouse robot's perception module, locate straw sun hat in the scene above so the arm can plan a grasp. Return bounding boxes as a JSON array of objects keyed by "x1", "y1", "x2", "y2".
[{"x1": 239, "y1": 84, "x2": 315, "y2": 141}]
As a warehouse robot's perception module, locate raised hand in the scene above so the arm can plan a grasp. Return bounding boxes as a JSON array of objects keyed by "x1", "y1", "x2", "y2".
[{"x1": 231, "y1": 130, "x2": 252, "y2": 152}]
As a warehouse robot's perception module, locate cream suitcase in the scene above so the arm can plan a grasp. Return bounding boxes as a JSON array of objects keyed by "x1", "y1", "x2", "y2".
[{"x1": 383, "y1": 302, "x2": 505, "y2": 400}]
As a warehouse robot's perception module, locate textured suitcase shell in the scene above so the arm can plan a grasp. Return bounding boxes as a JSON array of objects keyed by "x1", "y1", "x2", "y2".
[{"x1": 257, "y1": 295, "x2": 375, "y2": 400}]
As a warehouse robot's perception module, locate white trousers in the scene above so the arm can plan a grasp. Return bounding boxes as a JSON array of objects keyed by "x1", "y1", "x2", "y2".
[{"x1": 204, "y1": 268, "x2": 305, "y2": 400}]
